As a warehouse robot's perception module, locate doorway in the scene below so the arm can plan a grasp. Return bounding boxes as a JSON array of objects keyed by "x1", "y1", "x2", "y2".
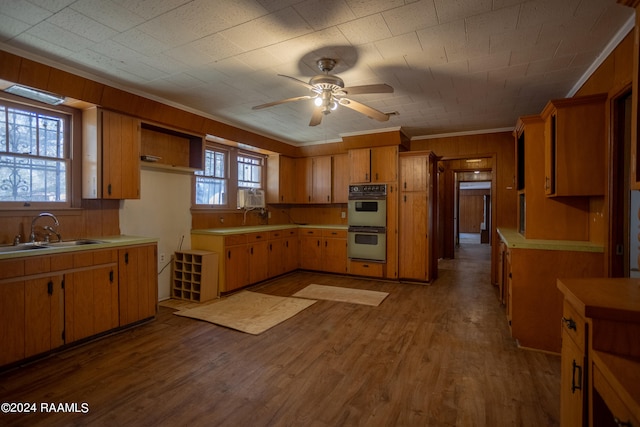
[{"x1": 457, "y1": 177, "x2": 492, "y2": 246}]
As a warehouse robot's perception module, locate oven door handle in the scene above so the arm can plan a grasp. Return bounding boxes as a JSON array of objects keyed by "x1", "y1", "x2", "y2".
[{"x1": 348, "y1": 226, "x2": 386, "y2": 233}]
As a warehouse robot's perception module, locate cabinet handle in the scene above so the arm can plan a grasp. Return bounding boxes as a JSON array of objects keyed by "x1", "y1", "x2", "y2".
[
  {"x1": 365, "y1": 173, "x2": 368, "y2": 181},
  {"x1": 269, "y1": 243, "x2": 272, "y2": 251},
  {"x1": 107, "y1": 183, "x2": 112, "y2": 195},
  {"x1": 317, "y1": 240, "x2": 320, "y2": 247},
  {"x1": 545, "y1": 176, "x2": 550, "y2": 191},
  {"x1": 375, "y1": 172, "x2": 378, "y2": 180},
  {"x1": 404, "y1": 182, "x2": 407, "y2": 189},
  {"x1": 47, "y1": 280, "x2": 53, "y2": 295},
  {"x1": 327, "y1": 195, "x2": 330, "y2": 202},
  {"x1": 325, "y1": 241, "x2": 328, "y2": 247},
  {"x1": 251, "y1": 247, "x2": 254, "y2": 255},
  {"x1": 571, "y1": 360, "x2": 582, "y2": 393},
  {"x1": 562, "y1": 316, "x2": 577, "y2": 331},
  {"x1": 124, "y1": 252, "x2": 129, "y2": 265},
  {"x1": 227, "y1": 250, "x2": 231, "y2": 259},
  {"x1": 109, "y1": 270, "x2": 114, "y2": 283}
]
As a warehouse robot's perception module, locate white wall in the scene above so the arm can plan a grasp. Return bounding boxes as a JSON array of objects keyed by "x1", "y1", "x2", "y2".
[{"x1": 120, "y1": 167, "x2": 192, "y2": 300}]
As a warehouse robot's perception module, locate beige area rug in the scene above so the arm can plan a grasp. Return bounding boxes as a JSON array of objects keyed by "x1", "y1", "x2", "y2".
[
  {"x1": 292, "y1": 284, "x2": 389, "y2": 307},
  {"x1": 173, "y1": 291, "x2": 316, "y2": 335}
]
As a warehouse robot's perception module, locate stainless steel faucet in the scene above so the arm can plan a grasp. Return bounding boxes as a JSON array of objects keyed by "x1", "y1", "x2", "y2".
[{"x1": 30, "y1": 212, "x2": 60, "y2": 243}]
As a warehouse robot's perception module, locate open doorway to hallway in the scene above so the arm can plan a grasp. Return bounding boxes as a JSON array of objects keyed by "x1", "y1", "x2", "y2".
[{"x1": 457, "y1": 176, "x2": 492, "y2": 246}]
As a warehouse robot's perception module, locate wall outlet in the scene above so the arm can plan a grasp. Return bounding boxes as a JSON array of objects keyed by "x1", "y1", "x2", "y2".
[
  {"x1": 268, "y1": 211, "x2": 272, "y2": 219},
  {"x1": 341, "y1": 211, "x2": 346, "y2": 219},
  {"x1": 159, "y1": 253, "x2": 166, "y2": 263}
]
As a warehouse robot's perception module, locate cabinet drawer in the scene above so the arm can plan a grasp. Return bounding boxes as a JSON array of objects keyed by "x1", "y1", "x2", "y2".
[
  {"x1": 269, "y1": 230, "x2": 284, "y2": 239},
  {"x1": 0, "y1": 259, "x2": 24, "y2": 280},
  {"x1": 562, "y1": 300, "x2": 586, "y2": 350},
  {"x1": 322, "y1": 229, "x2": 347, "y2": 238},
  {"x1": 224, "y1": 234, "x2": 247, "y2": 246},
  {"x1": 246, "y1": 232, "x2": 267, "y2": 242},
  {"x1": 299, "y1": 228, "x2": 322, "y2": 236},
  {"x1": 349, "y1": 260, "x2": 383, "y2": 277}
]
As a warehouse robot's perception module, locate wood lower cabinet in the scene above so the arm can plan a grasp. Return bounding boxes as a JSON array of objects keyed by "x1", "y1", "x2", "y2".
[
  {"x1": 25, "y1": 275, "x2": 64, "y2": 358},
  {"x1": 65, "y1": 250, "x2": 119, "y2": 343},
  {"x1": 299, "y1": 228, "x2": 323, "y2": 270},
  {"x1": 559, "y1": 300, "x2": 588, "y2": 427},
  {"x1": 118, "y1": 244, "x2": 157, "y2": 325},
  {"x1": 247, "y1": 232, "x2": 269, "y2": 284},
  {"x1": 321, "y1": 229, "x2": 348, "y2": 274},
  {"x1": 0, "y1": 241, "x2": 158, "y2": 368},
  {"x1": 268, "y1": 229, "x2": 298, "y2": 277},
  {"x1": 225, "y1": 239, "x2": 250, "y2": 292}
]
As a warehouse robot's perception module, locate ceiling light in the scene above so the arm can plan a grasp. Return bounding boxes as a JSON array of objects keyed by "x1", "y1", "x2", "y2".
[
  {"x1": 4, "y1": 84, "x2": 65, "y2": 105},
  {"x1": 314, "y1": 97, "x2": 323, "y2": 107}
]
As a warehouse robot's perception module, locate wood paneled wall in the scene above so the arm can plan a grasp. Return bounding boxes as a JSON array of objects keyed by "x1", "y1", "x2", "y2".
[{"x1": 459, "y1": 189, "x2": 488, "y2": 233}]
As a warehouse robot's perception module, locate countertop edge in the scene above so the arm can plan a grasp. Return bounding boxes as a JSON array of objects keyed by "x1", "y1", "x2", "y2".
[
  {"x1": 191, "y1": 224, "x2": 348, "y2": 235},
  {"x1": 497, "y1": 228, "x2": 604, "y2": 253}
]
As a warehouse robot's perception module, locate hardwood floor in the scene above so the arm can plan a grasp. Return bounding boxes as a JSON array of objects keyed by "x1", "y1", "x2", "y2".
[{"x1": 0, "y1": 244, "x2": 560, "y2": 426}]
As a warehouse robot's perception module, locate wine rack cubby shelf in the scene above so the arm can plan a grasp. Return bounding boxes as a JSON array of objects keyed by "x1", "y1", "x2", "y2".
[{"x1": 172, "y1": 250, "x2": 219, "y2": 302}]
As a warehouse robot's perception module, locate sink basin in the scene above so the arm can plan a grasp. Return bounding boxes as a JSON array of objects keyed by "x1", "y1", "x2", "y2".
[
  {"x1": 0, "y1": 243, "x2": 50, "y2": 253},
  {"x1": 46, "y1": 239, "x2": 106, "y2": 247},
  {"x1": 0, "y1": 239, "x2": 106, "y2": 254}
]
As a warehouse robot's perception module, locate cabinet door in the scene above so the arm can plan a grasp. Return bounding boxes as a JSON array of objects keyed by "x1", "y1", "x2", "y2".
[
  {"x1": 65, "y1": 264, "x2": 118, "y2": 343},
  {"x1": 249, "y1": 240, "x2": 269, "y2": 284},
  {"x1": 119, "y1": 245, "x2": 157, "y2": 326},
  {"x1": 332, "y1": 154, "x2": 349, "y2": 203},
  {"x1": 0, "y1": 282, "x2": 25, "y2": 366},
  {"x1": 268, "y1": 238, "x2": 285, "y2": 277},
  {"x1": 283, "y1": 235, "x2": 299, "y2": 272},
  {"x1": 322, "y1": 237, "x2": 347, "y2": 273},
  {"x1": 25, "y1": 275, "x2": 64, "y2": 358},
  {"x1": 224, "y1": 244, "x2": 249, "y2": 292},
  {"x1": 311, "y1": 156, "x2": 332, "y2": 203},
  {"x1": 267, "y1": 155, "x2": 296, "y2": 204},
  {"x1": 102, "y1": 110, "x2": 141, "y2": 199},
  {"x1": 400, "y1": 155, "x2": 427, "y2": 191},
  {"x1": 295, "y1": 157, "x2": 313, "y2": 203},
  {"x1": 371, "y1": 146, "x2": 398, "y2": 182},
  {"x1": 299, "y1": 234, "x2": 323, "y2": 270},
  {"x1": 559, "y1": 332, "x2": 586, "y2": 427},
  {"x1": 399, "y1": 192, "x2": 428, "y2": 281},
  {"x1": 349, "y1": 148, "x2": 371, "y2": 183}
]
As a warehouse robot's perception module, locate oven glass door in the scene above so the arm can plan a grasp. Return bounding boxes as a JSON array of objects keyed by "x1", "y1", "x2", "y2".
[
  {"x1": 348, "y1": 227, "x2": 386, "y2": 262},
  {"x1": 348, "y1": 199, "x2": 387, "y2": 227}
]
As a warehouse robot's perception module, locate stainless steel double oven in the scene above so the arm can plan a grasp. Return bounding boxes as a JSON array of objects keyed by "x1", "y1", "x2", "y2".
[{"x1": 347, "y1": 184, "x2": 387, "y2": 262}]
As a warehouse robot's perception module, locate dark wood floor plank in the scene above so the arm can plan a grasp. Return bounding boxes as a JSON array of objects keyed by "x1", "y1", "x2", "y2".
[{"x1": 0, "y1": 244, "x2": 560, "y2": 426}]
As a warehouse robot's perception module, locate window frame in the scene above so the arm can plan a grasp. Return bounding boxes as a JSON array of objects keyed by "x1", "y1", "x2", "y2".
[
  {"x1": 0, "y1": 94, "x2": 81, "y2": 210},
  {"x1": 192, "y1": 141, "x2": 266, "y2": 211}
]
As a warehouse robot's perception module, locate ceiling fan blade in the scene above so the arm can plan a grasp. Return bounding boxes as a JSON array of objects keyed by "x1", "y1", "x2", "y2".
[
  {"x1": 277, "y1": 74, "x2": 316, "y2": 91},
  {"x1": 340, "y1": 98, "x2": 390, "y2": 122},
  {"x1": 341, "y1": 83, "x2": 394, "y2": 95},
  {"x1": 309, "y1": 107, "x2": 323, "y2": 126},
  {"x1": 252, "y1": 95, "x2": 313, "y2": 110}
]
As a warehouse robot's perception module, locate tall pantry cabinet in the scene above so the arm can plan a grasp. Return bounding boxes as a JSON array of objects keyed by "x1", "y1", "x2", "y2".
[{"x1": 398, "y1": 151, "x2": 438, "y2": 282}]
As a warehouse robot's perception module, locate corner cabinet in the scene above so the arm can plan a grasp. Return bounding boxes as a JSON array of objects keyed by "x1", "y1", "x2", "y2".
[
  {"x1": 398, "y1": 151, "x2": 438, "y2": 282},
  {"x1": 82, "y1": 108, "x2": 141, "y2": 199},
  {"x1": 540, "y1": 94, "x2": 607, "y2": 197}
]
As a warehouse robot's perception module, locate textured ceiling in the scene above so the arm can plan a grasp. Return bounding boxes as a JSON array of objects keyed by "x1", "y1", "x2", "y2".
[{"x1": 0, "y1": 0, "x2": 634, "y2": 146}]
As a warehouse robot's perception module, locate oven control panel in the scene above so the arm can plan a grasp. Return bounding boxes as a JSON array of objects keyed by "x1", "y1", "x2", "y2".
[{"x1": 348, "y1": 184, "x2": 387, "y2": 196}]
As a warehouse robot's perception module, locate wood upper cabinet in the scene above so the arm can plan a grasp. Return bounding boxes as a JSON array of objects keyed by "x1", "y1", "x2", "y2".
[
  {"x1": 83, "y1": 108, "x2": 141, "y2": 199},
  {"x1": 541, "y1": 94, "x2": 606, "y2": 197},
  {"x1": 267, "y1": 154, "x2": 296, "y2": 204},
  {"x1": 118, "y1": 244, "x2": 157, "y2": 326},
  {"x1": 311, "y1": 156, "x2": 332, "y2": 203},
  {"x1": 349, "y1": 146, "x2": 398, "y2": 184},
  {"x1": 332, "y1": 154, "x2": 349, "y2": 203}
]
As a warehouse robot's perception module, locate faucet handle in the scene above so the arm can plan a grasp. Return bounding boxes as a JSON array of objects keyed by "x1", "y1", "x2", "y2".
[{"x1": 13, "y1": 234, "x2": 21, "y2": 246}]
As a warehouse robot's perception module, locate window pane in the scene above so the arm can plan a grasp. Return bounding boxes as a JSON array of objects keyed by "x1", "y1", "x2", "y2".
[
  {"x1": 237, "y1": 154, "x2": 262, "y2": 188},
  {"x1": 0, "y1": 155, "x2": 67, "y2": 202},
  {"x1": 195, "y1": 176, "x2": 226, "y2": 205}
]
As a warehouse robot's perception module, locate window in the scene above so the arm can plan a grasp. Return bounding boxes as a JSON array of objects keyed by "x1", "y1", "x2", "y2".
[
  {"x1": 194, "y1": 146, "x2": 227, "y2": 206},
  {"x1": 193, "y1": 142, "x2": 265, "y2": 209},
  {"x1": 0, "y1": 101, "x2": 70, "y2": 205},
  {"x1": 237, "y1": 154, "x2": 262, "y2": 189}
]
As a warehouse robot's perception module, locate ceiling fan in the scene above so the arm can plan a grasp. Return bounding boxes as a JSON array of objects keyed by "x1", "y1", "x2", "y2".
[{"x1": 252, "y1": 58, "x2": 394, "y2": 126}]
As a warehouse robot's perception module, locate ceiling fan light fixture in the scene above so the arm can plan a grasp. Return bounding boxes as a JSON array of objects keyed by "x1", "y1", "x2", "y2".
[
  {"x1": 314, "y1": 97, "x2": 323, "y2": 107},
  {"x1": 331, "y1": 101, "x2": 338, "y2": 111}
]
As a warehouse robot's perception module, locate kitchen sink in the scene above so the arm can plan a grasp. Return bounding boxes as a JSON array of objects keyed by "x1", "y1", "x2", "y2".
[
  {"x1": 0, "y1": 239, "x2": 106, "y2": 254},
  {"x1": 46, "y1": 239, "x2": 106, "y2": 247},
  {"x1": 0, "y1": 243, "x2": 50, "y2": 253}
]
